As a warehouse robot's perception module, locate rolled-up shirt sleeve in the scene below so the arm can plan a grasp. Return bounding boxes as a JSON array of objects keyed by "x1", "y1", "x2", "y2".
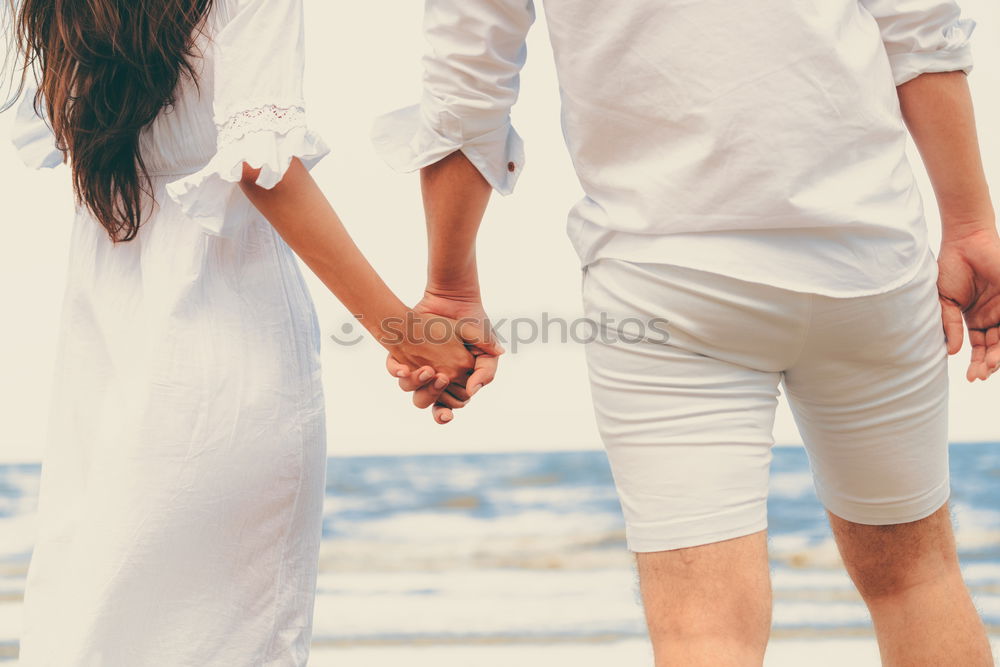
[
  {"x1": 860, "y1": 0, "x2": 976, "y2": 86},
  {"x1": 372, "y1": 0, "x2": 534, "y2": 195}
]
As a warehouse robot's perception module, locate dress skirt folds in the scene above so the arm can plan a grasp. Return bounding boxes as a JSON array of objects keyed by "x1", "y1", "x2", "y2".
[{"x1": 11, "y1": 0, "x2": 329, "y2": 664}]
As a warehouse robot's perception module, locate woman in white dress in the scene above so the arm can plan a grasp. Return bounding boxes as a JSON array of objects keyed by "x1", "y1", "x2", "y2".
[{"x1": 6, "y1": 0, "x2": 497, "y2": 664}]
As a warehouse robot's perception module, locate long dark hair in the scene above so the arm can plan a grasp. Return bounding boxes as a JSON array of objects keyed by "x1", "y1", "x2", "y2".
[{"x1": 9, "y1": 0, "x2": 214, "y2": 242}]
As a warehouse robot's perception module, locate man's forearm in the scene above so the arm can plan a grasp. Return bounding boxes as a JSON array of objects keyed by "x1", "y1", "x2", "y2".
[
  {"x1": 421, "y1": 151, "x2": 493, "y2": 298},
  {"x1": 897, "y1": 71, "x2": 995, "y2": 240}
]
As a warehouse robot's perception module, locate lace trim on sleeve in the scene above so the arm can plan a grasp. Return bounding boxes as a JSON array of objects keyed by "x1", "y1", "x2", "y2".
[
  {"x1": 217, "y1": 104, "x2": 307, "y2": 146},
  {"x1": 166, "y1": 102, "x2": 328, "y2": 237}
]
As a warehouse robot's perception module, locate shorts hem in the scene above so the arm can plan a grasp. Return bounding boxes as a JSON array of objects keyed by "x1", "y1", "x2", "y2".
[
  {"x1": 818, "y1": 480, "x2": 951, "y2": 526},
  {"x1": 626, "y1": 517, "x2": 769, "y2": 553}
]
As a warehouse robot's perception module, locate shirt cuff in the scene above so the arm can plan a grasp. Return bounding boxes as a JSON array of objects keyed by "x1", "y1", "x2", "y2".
[
  {"x1": 888, "y1": 18, "x2": 976, "y2": 86},
  {"x1": 371, "y1": 97, "x2": 525, "y2": 196}
]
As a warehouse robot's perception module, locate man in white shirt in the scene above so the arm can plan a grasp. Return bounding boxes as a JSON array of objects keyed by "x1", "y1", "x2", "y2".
[{"x1": 375, "y1": 0, "x2": 998, "y2": 663}]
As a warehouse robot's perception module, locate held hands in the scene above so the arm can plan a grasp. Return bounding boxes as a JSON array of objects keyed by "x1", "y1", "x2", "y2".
[
  {"x1": 385, "y1": 292, "x2": 504, "y2": 424},
  {"x1": 937, "y1": 223, "x2": 1000, "y2": 381}
]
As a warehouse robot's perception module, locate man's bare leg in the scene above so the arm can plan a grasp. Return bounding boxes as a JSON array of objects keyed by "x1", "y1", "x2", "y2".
[
  {"x1": 830, "y1": 504, "x2": 992, "y2": 666},
  {"x1": 636, "y1": 530, "x2": 771, "y2": 667}
]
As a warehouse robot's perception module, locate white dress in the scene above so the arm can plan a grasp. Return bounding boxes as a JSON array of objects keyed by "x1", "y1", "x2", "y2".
[{"x1": 12, "y1": 0, "x2": 329, "y2": 664}]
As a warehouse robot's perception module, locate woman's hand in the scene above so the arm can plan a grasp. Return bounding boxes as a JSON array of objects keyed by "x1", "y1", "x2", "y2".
[
  {"x1": 379, "y1": 310, "x2": 479, "y2": 400},
  {"x1": 937, "y1": 223, "x2": 1000, "y2": 381},
  {"x1": 386, "y1": 292, "x2": 504, "y2": 424}
]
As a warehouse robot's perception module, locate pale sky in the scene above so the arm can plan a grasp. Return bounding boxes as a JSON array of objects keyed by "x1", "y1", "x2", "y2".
[{"x1": 1, "y1": 1, "x2": 998, "y2": 462}]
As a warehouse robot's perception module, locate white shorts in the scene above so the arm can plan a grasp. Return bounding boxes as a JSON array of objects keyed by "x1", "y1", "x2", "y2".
[{"x1": 582, "y1": 251, "x2": 950, "y2": 553}]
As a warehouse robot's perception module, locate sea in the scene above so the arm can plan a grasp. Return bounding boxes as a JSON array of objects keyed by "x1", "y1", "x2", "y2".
[{"x1": 0, "y1": 443, "x2": 997, "y2": 659}]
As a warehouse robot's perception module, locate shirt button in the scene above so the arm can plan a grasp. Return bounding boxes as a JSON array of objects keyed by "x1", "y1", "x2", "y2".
[{"x1": 507, "y1": 161, "x2": 516, "y2": 172}]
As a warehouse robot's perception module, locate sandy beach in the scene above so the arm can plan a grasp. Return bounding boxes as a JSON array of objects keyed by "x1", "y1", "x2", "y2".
[{"x1": 311, "y1": 636, "x2": 1000, "y2": 666}]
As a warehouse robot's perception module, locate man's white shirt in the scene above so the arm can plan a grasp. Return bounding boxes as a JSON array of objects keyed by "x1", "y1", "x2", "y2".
[{"x1": 373, "y1": 0, "x2": 975, "y2": 296}]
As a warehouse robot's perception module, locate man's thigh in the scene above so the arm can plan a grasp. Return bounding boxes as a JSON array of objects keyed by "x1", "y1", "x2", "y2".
[
  {"x1": 827, "y1": 504, "x2": 960, "y2": 600},
  {"x1": 637, "y1": 531, "x2": 772, "y2": 664}
]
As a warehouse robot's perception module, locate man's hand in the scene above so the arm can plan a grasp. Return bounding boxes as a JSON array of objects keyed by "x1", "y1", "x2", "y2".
[
  {"x1": 389, "y1": 151, "x2": 498, "y2": 423},
  {"x1": 381, "y1": 309, "x2": 479, "y2": 387},
  {"x1": 386, "y1": 291, "x2": 504, "y2": 423},
  {"x1": 937, "y1": 225, "x2": 1000, "y2": 381}
]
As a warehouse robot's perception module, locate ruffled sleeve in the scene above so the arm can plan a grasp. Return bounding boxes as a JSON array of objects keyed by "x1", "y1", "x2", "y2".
[
  {"x1": 860, "y1": 0, "x2": 976, "y2": 86},
  {"x1": 370, "y1": 0, "x2": 535, "y2": 196},
  {"x1": 10, "y1": 84, "x2": 63, "y2": 170},
  {"x1": 165, "y1": 0, "x2": 329, "y2": 238}
]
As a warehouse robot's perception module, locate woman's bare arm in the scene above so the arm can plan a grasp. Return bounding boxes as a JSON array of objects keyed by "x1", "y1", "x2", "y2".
[{"x1": 239, "y1": 158, "x2": 475, "y2": 384}]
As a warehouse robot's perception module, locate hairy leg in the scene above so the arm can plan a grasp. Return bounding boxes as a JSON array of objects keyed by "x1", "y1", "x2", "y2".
[
  {"x1": 636, "y1": 530, "x2": 771, "y2": 667},
  {"x1": 829, "y1": 504, "x2": 992, "y2": 666}
]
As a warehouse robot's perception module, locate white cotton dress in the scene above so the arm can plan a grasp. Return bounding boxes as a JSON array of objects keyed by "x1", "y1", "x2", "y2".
[{"x1": 11, "y1": 0, "x2": 329, "y2": 664}]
